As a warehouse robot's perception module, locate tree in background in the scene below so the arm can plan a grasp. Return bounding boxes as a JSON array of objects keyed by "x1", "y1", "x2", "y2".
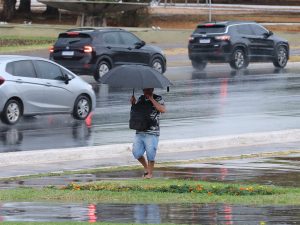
[
  {"x1": 18, "y1": 0, "x2": 31, "y2": 14},
  {"x1": 43, "y1": 5, "x2": 59, "y2": 16},
  {"x1": 1, "y1": 0, "x2": 17, "y2": 21}
]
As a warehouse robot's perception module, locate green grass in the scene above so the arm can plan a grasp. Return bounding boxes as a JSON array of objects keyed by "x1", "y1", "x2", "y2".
[
  {"x1": 0, "y1": 35, "x2": 55, "y2": 53},
  {"x1": 1, "y1": 179, "x2": 300, "y2": 205},
  {"x1": 0, "y1": 223, "x2": 177, "y2": 225},
  {"x1": 0, "y1": 44, "x2": 51, "y2": 53}
]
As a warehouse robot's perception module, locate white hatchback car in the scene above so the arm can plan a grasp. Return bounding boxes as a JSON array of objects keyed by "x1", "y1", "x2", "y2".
[{"x1": 0, "y1": 55, "x2": 96, "y2": 125}]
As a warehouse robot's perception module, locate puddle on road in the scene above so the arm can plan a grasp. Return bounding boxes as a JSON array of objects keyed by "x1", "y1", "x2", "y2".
[
  {"x1": 1, "y1": 154, "x2": 300, "y2": 189},
  {"x1": 0, "y1": 202, "x2": 299, "y2": 224}
]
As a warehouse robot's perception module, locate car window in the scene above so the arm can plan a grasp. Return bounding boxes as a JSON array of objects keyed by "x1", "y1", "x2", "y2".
[
  {"x1": 56, "y1": 33, "x2": 92, "y2": 46},
  {"x1": 6, "y1": 60, "x2": 36, "y2": 78},
  {"x1": 119, "y1": 32, "x2": 140, "y2": 46},
  {"x1": 93, "y1": 34, "x2": 103, "y2": 45},
  {"x1": 194, "y1": 25, "x2": 226, "y2": 34},
  {"x1": 236, "y1": 24, "x2": 254, "y2": 35},
  {"x1": 102, "y1": 32, "x2": 122, "y2": 45},
  {"x1": 250, "y1": 24, "x2": 268, "y2": 36},
  {"x1": 34, "y1": 60, "x2": 63, "y2": 80},
  {"x1": 228, "y1": 26, "x2": 238, "y2": 34}
]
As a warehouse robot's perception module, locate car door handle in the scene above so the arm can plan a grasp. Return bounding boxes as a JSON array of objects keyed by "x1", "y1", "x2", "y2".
[
  {"x1": 128, "y1": 47, "x2": 132, "y2": 50},
  {"x1": 106, "y1": 46, "x2": 111, "y2": 49},
  {"x1": 44, "y1": 82, "x2": 51, "y2": 87},
  {"x1": 16, "y1": 79, "x2": 23, "y2": 83}
]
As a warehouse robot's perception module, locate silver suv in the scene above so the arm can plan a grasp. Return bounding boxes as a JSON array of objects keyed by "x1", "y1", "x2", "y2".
[{"x1": 0, "y1": 55, "x2": 96, "y2": 125}]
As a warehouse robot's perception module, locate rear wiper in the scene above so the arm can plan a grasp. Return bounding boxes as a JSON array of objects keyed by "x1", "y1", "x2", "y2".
[{"x1": 68, "y1": 40, "x2": 80, "y2": 44}]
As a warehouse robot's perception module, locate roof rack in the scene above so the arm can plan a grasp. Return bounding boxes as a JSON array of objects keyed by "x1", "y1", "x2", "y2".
[
  {"x1": 66, "y1": 27, "x2": 97, "y2": 32},
  {"x1": 66, "y1": 27, "x2": 125, "y2": 32}
]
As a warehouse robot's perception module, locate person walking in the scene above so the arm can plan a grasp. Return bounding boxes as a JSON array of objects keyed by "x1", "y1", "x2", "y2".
[{"x1": 130, "y1": 88, "x2": 166, "y2": 179}]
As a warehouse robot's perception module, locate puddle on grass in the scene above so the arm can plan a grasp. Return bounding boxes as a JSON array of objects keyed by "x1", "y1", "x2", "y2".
[
  {"x1": 0, "y1": 202, "x2": 299, "y2": 224},
  {"x1": 1, "y1": 154, "x2": 300, "y2": 189}
]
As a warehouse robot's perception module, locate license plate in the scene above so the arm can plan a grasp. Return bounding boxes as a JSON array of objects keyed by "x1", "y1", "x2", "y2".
[
  {"x1": 62, "y1": 51, "x2": 74, "y2": 56},
  {"x1": 199, "y1": 39, "x2": 210, "y2": 44}
]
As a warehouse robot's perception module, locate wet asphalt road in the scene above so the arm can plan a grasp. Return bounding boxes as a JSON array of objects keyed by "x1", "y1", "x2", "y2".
[{"x1": 1, "y1": 62, "x2": 300, "y2": 152}]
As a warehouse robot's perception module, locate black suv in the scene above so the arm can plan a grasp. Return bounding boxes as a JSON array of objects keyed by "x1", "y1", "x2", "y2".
[
  {"x1": 50, "y1": 28, "x2": 167, "y2": 81},
  {"x1": 188, "y1": 21, "x2": 289, "y2": 70}
]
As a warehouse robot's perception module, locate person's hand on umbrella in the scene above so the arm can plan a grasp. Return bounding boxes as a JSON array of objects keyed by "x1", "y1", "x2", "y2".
[
  {"x1": 144, "y1": 93, "x2": 153, "y2": 100},
  {"x1": 130, "y1": 96, "x2": 136, "y2": 105},
  {"x1": 147, "y1": 94, "x2": 166, "y2": 113}
]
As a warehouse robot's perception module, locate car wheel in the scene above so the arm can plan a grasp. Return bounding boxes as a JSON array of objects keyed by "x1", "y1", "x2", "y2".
[
  {"x1": 151, "y1": 58, "x2": 164, "y2": 73},
  {"x1": 94, "y1": 60, "x2": 111, "y2": 82},
  {"x1": 230, "y1": 48, "x2": 248, "y2": 70},
  {"x1": 1, "y1": 99, "x2": 22, "y2": 125},
  {"x1": 273, "y1": 46, "x2": 288, "y2": 68},
  {"x1": 73, "y1": 95, "x2": 91, "y2": 120},
  {"x1": 191, "y1": 60, "x2": 207, "y2": 71}
]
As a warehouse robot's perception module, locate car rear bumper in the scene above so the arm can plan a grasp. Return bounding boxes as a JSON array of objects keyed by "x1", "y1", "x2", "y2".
[
  {"x1": 189, "y1": 52, "x2": 231, "y2": 62},
  {"x1": 188, "y1": 43, "x2": 232, "y2": 62},
  {"x1": 52, "y1": 59, "x2": 97, "y2": 76}
]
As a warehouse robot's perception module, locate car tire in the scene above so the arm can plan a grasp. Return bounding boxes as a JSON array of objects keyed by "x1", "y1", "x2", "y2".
[
  {"x1": 94, "y1": 60, "x2": 111, "y2": 82},
  {"x1": 151, "y1": 58, "x2": 164, "y2": 73},
  {"x1": 273, "y1": 45, "x2": 288, "y2": 68},
  {"x1": 230, "y1": 48, "x2": 248, "y2": 70},
  {"x1": 1, "y1": 99, "x2": 22, "y2": 125},
  {"x1": 191, "y1": 60, "x2": 207, "y2": 71},
  {"x1": 73, "y1": 95, "x2": 92, "y2": 120}
]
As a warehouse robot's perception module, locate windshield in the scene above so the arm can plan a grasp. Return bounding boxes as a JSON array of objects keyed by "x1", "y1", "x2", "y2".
[{"x1": 194, "y1": 25, "x2": 226, "y2": 34}]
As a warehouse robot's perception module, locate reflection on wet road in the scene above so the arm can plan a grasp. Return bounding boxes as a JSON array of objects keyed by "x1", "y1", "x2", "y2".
[
  {"x1": 1, "y1": 153, "x2": 300, "y2": 189},
  {"x1": 0, "y1": 202, "x2": 299, "y2": 224},
  {"x1": 1, "y1": 63, "x2": 300, "y2": 151}
]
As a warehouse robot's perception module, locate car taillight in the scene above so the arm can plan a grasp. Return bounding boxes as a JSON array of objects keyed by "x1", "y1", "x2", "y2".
[
  {"x1": 0, "y1": 77, "x2": 5, "y2": 86},
  {"x1": 215, "y1": 35, "x2": 231, "y2": 41},
  {"x1": 188, "y1": 36, "x2": 194, "y2": 42},
  {"x1": 84, "y1": 45, "x2": 93, "y2": 53},
  {"x1": 49, "y1": 46, "x2": 54, "y2": 53}
]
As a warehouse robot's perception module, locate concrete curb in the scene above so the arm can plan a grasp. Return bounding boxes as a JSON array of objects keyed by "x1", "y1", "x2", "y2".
[{"x1": 1, "y1": 129, "x2": 300, "y2": 167}]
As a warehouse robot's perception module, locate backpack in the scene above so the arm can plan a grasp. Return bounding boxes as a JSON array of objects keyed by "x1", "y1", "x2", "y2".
[{"x1": 129, "y1": 96, "x2": 158, "y2": 131}]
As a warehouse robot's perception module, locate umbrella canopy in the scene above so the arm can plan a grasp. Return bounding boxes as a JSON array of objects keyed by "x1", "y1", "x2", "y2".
[{"x1": 100, "y1": 65, "x2": 172, "y2": 89}]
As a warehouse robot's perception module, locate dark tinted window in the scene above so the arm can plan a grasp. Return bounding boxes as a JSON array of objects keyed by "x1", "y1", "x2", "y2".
[
  {"x1": 56, "y1": 33, "x2": 92, "y2": 46},
  {"x1": 228, "y1": 26, "x2": 238, "y2": 34},
  {"x1": 236, "y1": 24, "x2": 254, "y2": 35},
  {"x1": 250, "y1": 24, "x2": 268, "y2": 36},
  {"x1": 5, "y1": 62, "x2": 13, "y2": 75},
  {"x1": 102, "y1": 32, "x2": 122, "y2": 45},
  {"x1": 34, "y1": 60, "x2": 63, "y2": 80},
  {"x1": 119, "y1": 32, "x2": 140, "y2": 46},
  {"x1": 6, "y1": 60, "x2": 36, "y2": 78},
  {"x1": 194, "y1": 25, "x2": 226, "y2": 34}
]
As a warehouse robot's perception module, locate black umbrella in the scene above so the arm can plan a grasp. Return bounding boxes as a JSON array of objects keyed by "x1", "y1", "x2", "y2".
[{"x1": 100, "y1": 65, "x2": 172, "y2": 93}]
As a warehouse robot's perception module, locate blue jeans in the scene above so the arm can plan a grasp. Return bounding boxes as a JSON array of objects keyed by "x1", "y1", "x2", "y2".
[{"x1": 132, "y1": 133, "x2": 159, "y2": 161}]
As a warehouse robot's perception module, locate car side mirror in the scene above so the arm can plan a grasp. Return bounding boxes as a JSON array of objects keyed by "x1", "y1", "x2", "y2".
[
  {"x1": 62, "y1": 73, "x2": 71, "y2": 84},
  {"x1": 135, "y1": 41, "x2": 146, "y2": 49},
  {"x1": 264, "y1": 31, "x2": 273, "y2": 38},
  {"x1": 269, "y1": 31, "x2": 273, "y2": 36}
]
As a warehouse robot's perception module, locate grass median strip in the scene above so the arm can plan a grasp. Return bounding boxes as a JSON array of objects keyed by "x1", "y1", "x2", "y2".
[
  {"x1": 0, "y1": 179, "x2": 300, "y2": 205},
  {"x1": 0, "y1": 223, "x2": 176, "y2": 225},
  {"x1": 0, "y1": 36, "x2": 55, "y2": 53}
]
